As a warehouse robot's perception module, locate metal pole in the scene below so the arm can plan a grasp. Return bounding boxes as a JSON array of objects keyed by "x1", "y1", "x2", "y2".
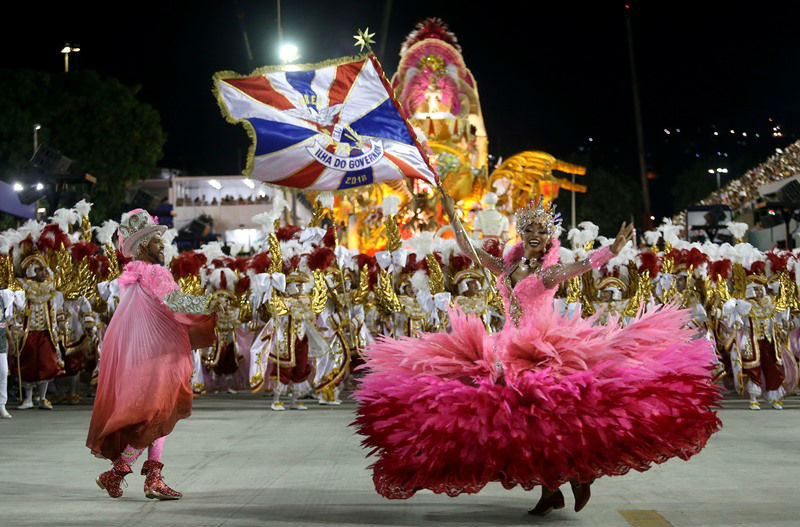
[
  {"x1": 64, "y1": 52, "x2": 69, "y2": 73},
  {"x1": 378, "y1": 0, "x2": 394, "y2": 62},
  {"x1": 571, "y1": 173, "x2": 577, "y2": 229},
  {"x1": 234, "y1": 1, "x2": 254, "y2": 68},
  {"x1": 624, "y1": 6, "x2": 652, "y2": 229},
  {"x1": 276, "y1": 0, "x2": 283, "y2": 47}
]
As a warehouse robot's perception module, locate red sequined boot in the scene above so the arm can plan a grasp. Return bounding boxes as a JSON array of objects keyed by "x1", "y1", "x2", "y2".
[
  {"x1": 141, "y1": 460, "x2": 182, "y2": 500},
  {"x1": 96, "y1": 459, "x2": 132, "y2": 498}
]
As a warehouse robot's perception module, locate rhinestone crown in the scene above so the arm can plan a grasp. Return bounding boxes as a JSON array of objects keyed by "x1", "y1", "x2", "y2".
[{"x1": 514, "y1": 195, "x2": 562, "y2": 235}]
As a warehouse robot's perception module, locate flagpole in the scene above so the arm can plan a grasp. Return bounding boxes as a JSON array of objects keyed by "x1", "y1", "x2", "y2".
[
  {"x1": 437, "y1": 183, "x2": 498, "y2": 289},
  {"x1": 355, "y1": 29, "x2": 496, "y2": 288}
]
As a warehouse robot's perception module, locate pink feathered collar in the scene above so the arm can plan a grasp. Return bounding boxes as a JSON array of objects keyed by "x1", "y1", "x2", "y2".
[{"x1": 118, "y1": 260, "x2": 179, "y2": 299}]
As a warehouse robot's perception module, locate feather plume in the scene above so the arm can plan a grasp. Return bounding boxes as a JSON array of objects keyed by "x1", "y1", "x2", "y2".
[
  {"x1": 88, "y1": 253, "x2": 110, "y2": 278},
  {"x1": 400, "y1": 17, "x2": 461, "y2": 55},
  {"x1": 658, "y1": 218, "x2": 682, "y2": 246},
  {"x1": 748, "y1": 261, "x2": 766, "y2": 275},
  {"x1": 638, "y1": 252, "x2": 661, "y2": 277},
  {"x1": 37, "y1": 223, "x2": 70, "y2": 251},
  {"x1": 50, "y1": 208, "x2": 79, "y2": 233},
  {"x1": 381, "y1": 196, "x2": 402, "y2": 217},
  {"x1": 709, "y1": 259, "x2": 732, "y2": 281},
  {"x1": 199, "y1": 241, "x2": 227, "y2": 262},
  {"x1": 276, "y1": 225, "x2": 302, "y2": 242},
  {"x1": 725, "y1": 221, "x2": 748, "y2": 240},
  {"x1": 402, "y1": 253, "x2": 426, "y2": 274},
  {"x1": 559, "y1": 246, "x2": 576, "y2": 264},
  {"x1": 236, "y1": 274, "x2": 251, "y2": 296},
  {"x1": 643, "y1": 230, "x2": 661, "y2": 246},
  {"x1": 482, "y1": 239, "x2": 503, "y2": 258},
  {"x1": 170, "y1": 251, "x2": 206, "y2": 279},
  {"x1": 410, "y1": 269, "x2": 431, "y2": 296},
  {"x1": 249, "y1": 251, "x2": 272, "y2": 274},
  {"x1": 95, "y1": 220, "x2": 119, "y2": 246},
  {"x1": 308, "y1": 246, "x2": 335, "y2": 271},
  {"x1": 407, "y1": 232, "x2": 435, "y2": 257},
  {"x1": 449, "y1": 254, "x2": 473, "y2": 275},
  {"x1": 70, "y1": 241, "x2": 99, "y2": 263},
  {"x1": 766, "y1": 251, "x2": 789, "y2": 275},
  {"x1": 322, "y1": 227, "x2": 336, "y2": 248},
  {"x1": 74, "y1": 199, "x2": 92, "y2": 218},
  {"x1": 432, "y1": 237, "x2": 458, "y2": 265}
]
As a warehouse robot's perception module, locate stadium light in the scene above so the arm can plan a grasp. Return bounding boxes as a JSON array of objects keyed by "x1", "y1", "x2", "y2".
[
  {"x1": 279, "y1": 43, "x2": 300, "y2": 63},
  {"x1": 61, "y1": 44, "x2": 80, "y2": 72}
]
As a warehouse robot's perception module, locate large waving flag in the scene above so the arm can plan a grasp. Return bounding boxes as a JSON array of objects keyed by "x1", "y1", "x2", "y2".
[{"x1": 213, "y1": 54, "x2": 436, "y2": 191}]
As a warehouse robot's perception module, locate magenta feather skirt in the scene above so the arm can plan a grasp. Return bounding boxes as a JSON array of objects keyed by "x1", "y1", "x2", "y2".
[{"x1": 354, "y1": 307, "x2": 722, "y2": 499}]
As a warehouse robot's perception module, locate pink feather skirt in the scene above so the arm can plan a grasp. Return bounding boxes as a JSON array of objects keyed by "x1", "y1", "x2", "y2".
[{"x1": 354, "y1": 307, "x2": 722, "y2": 499}]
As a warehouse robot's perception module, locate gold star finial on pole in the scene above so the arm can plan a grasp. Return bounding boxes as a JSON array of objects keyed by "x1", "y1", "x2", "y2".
[{"x1": 353, "y1": 27, "x2": 376, "y2": 53}]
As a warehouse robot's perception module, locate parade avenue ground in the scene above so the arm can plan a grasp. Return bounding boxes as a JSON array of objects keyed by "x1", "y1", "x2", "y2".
[{"x1": 0, "y1": 393, "x2": 797, "y2": 527}]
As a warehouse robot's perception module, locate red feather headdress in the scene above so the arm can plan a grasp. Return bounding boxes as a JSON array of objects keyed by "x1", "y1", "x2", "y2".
[
  {"x1": 709, "y1": 259, "x2": 732, "y2": 281},
  {"x1": 276, "y1": 225, "x2": 302, "y2": 242},
  {"x1": 248, "y1": 252, "x2": 272, "y2": 274},
  {"x1": 307, "y1": 246, "x2": 335, "y2": 272}
]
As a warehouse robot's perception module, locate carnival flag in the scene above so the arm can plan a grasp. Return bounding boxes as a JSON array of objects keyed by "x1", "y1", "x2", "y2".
[{"x1": 213, "y1": 54, "x2": 437, "y2": 191}]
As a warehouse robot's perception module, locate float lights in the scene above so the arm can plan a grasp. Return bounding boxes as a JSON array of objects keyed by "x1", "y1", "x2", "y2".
[
  {"x1": 713, "y1": 131, "x2": 719, "y2": 136},
  {"x1": 35, "y1": 183, "x2": 44, "y2": 191}
]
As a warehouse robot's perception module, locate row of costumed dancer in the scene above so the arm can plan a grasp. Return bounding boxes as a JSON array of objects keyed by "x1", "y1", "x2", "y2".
[{"x1": 1, "y1": 195, "x2": 797, "y2": 510}]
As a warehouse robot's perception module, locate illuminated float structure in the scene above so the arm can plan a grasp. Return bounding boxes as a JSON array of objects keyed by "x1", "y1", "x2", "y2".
[{"x1": 331, "y1": 18, "x2": 589, "y2": 252}]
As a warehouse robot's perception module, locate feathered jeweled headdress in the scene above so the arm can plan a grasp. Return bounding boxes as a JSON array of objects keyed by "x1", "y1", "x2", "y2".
[{"x1": 515, "y1": 196, "x2": 562, "y2": 235}]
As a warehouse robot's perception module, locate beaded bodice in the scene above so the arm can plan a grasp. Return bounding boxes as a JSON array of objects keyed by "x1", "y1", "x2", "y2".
[{"x1": 498, "y1": 243, "x2": 612, "y2": 327}]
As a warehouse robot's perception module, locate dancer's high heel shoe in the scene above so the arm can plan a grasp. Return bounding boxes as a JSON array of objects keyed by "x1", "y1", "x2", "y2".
[
  {"x1": 570, "y1": 479, "x2": 592, "y2": 512},
  {"x1": 528, "y1": 488, "x2": 565, "y2": 516}
]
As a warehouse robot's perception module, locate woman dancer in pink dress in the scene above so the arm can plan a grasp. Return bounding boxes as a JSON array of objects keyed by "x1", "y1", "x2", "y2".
[
  {"x1": 355, "y1": 195, "x2": 721, "y2": 515},
  {"x1": 87, "y1": 209, "x2": 216, "y2": 500}
]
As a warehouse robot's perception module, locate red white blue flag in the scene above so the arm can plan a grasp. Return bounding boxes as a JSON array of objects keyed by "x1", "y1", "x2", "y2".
[{"x1": 213, "y1": 54, "x2": 436, "y2": 190}]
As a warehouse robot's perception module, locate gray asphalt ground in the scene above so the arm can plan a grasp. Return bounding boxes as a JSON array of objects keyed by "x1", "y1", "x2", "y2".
[{"x1": 0, "y1": 393, "x2": 797, "y2": 527}]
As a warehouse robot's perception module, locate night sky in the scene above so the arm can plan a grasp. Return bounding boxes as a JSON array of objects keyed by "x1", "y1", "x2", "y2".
[{"x1": 4, "y1": 1, "x2": 800, "y2": 218}]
